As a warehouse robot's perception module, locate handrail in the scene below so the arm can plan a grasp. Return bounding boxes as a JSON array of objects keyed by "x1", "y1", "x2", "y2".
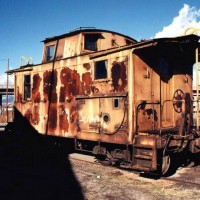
[
  {"x1": 0, "y1": 85, "x2": 14, "y2": 89},
  {"x1": 183, "y1": 27, "x2": 200, "y2": 131}
]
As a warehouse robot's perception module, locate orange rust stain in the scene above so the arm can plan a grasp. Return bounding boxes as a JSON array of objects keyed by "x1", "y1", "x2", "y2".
[
  {"x1": 48, "y1": 105, "x2": 57, "y2": 132},
  {"x1": 83, "y1": 63, "x2": 91, "y2": 70},
  {"x1": 59, "y1": 86, "x2": 66, "y2": 102},
  {"x1": 82, "y1": 72, "x2": 92, "y2": 94},
  {"x1": 59, "y1": 67, "x2": 83, "y2": 102},
  {"x1": 32, "y1": 74, "x2": 41, "y2": 103},
  {"x1": 43, "y1": 70, "x2": 58, "y2": 103},
  {"x1": 33, "y1": 105, "x2": 40, "y2": 125},
  {"x1": 24, "y1": 108, "x2": 32, "y2": 122},
  {"x1": 91, "y1": 86, "x2": 99, "y2": 94},
  {"x1": 138, "y1": 108, "x2": 158, "y2": 130},
  {"x1": 16, "y1": 86, "x2": 22, "y2": 102},
  {"x1": 111, "y1": 61, "x2": 127, "y2": 92},
  {"x1": 59, "y1": 105, "x2": 69, "y2": 132},
  {"x1": 70, "y1": 100, "x2": 80, "y2": 132}
]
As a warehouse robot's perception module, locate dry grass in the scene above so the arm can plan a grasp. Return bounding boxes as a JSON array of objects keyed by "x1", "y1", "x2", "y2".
[{"x1": 70, "y1": 159, "x2": 200, "y2": 200}]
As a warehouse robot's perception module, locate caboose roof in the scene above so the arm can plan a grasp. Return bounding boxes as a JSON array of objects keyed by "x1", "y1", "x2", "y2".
[
  {"x1": 42, "y1": 27, "x2": 137, "y2": 43},
  {"x1": 90, "y1": 34, "x2": 200, "y2": 59},
  {"x1": 6, "y1": 34, "x2": 200, "y2": 74}
]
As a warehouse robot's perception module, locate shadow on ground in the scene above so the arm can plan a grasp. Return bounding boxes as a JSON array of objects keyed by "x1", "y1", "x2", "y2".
[{"x1": 0, "y1": 130, "x2": 84, "y2": 200}]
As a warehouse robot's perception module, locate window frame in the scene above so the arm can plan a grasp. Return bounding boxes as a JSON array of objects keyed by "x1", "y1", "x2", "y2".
[
  {"x1": 46, "y1": 44, "x2": 55, "y2": 62},
  {"x1": 94, "y1": 60, "x2": 108, "y2": 80},
  {"x1": 24, "y1": 74, "x2": 31, "y2": 100},
  {"x1": 83, "y1": 33, "x2": 101, "y2": 51}
]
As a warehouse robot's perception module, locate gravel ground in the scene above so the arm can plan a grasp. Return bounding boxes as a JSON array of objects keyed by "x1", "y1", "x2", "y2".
[{"x1": 70, "y1": 158, "x2": 200, "y2": 200}]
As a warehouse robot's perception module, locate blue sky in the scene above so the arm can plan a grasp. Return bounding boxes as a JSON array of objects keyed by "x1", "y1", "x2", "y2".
[{"x1": 0, "y1": 0, "x2": 200, "y2": 84}]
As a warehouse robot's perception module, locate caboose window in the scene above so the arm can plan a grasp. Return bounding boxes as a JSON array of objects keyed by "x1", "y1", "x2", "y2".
[
  {"x1": 94, "y1": 60, "x2": 108, "y2": 79},
  {"x1": 24, "y1": 75, "x2": 31, "y2": 100},
  {"x1": 46, "y1": 45, "x2": 55, "y2": 61},
  {"x1": 84, "y1": 34, "x2": 99, "y2": 51}
]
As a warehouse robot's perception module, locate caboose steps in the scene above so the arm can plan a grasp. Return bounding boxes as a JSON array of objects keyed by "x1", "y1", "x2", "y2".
[
  {"x1": 133, "y1": 144, "x2": 155, "y2": 149},
  {"x1": 134, "y1": 154, "x2": 153, "y2": 160},
  {"x1": 132, "y1": 135, "x2": 157, "y2": 171}
]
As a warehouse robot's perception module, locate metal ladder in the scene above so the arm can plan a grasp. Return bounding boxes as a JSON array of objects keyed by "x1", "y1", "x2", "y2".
[{"x1": 132, "y1": 135, "x2": 157, "y2": 172}]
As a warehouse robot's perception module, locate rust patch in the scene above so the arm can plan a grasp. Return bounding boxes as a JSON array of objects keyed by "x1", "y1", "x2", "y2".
[
  {"x1": 146, "y1": 109, "x2": 158, "y2": 121},
  {"x1": 70, "y1": 100, "x2": 80, "y2": 132},
  {"x1": 83, "y1": 63, "x2": 91, "y2": 70},
  {"x1": 59, "y1": 67, "x2": 83, "y2": 102},
  {"x1": 48, "y1": 105, "x2": 57, "y2": 132},
  {"x1": 59, "y1": 86, "x2": 66, "y2": 102},
  {"x1": 32, "y1": 105, "x2": 40, "y2": 125},
  {"x1": 24, "y1": 108, "x2": 32, "y2": 122},
  {"x1": 111, "y1": 61, "x2": 127, "y2": 92},
  {"x1": 32, "y1": 74, "x2": 41, "y2": 103},
  {"x1": 82, "y1": 72, "x2": 92, "y2": 94},
  {"x1": 138, "y1": 108, "x2": 158, "y2": 130},
  {"x1": 91, "y1": 86, "x2": 99, "y2": 94},
  {"x1": 59, "y1": 105, "x2": 69, "y2": 132},
  {"x1": 43, "y1": 70, "x2": 58, "y2": 103},
  {"x1": 16, "y1": 86, "x2": 22, "y2": 102}
]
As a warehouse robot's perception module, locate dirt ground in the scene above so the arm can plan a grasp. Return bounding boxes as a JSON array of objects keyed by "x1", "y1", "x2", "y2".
[
  {"x1": 0, "y1": 131, "x2": 200, "y2": 200},
  {"x1": 70, "y1": 159, "x2": 200, "y2": 200}
]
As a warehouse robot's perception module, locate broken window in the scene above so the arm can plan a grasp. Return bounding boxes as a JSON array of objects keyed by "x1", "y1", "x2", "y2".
[
  {"x1": 24, "y1": 74, "x2": 31, "y2": 100},
  {"x1": 46, "y1": 45, "x2": 55, "y2": 61},
  {"x1": 94, "y1": 60, "x2": 108, "y2": 80},
  {"x1": 84, "y1": 34, "x2": 99, "y2": 51}
]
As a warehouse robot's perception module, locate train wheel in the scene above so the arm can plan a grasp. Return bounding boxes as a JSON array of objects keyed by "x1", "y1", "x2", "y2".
[{"x1": 162, "y1": 154, "x2": 171, "y2": 176}]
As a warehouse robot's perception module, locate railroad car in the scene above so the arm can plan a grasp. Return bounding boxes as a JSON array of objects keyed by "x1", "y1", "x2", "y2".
[{"x1": 8, "y1": 27, "x2": 200, "y2": 175}]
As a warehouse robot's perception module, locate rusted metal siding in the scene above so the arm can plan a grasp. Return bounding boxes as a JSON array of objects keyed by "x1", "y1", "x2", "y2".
[
  {"x1": 14, "y1": 47, "x2": 192, "y2": 144},
  {"x1": 132, "y1": 45, "x2": 193, "y2": 133},
  {"x1": 14, "y1": 50, "x2": 131, "y2": 145},
  {"x1": 133, "y1": 54, "x2": 160, "y2": 132},
  {"x1": 13, "y1": 31, "x2": 198, "y2": 149}
]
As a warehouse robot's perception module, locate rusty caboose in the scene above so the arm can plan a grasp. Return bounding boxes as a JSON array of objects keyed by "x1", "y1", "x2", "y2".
[{"x1": 8, "y1": 27, "x2": 200, "y2": 175}]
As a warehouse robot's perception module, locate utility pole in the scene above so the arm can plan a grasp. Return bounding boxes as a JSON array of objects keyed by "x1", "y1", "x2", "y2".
[
  {"x1": 6, "y1": 59, "x2": 9, "y2": 123},
  {"x1": 0, "y1": 58, "x2": 9, "y2": 124}
]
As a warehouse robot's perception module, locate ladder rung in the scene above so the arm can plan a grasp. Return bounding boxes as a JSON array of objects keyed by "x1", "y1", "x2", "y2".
[{"x1": 134, "y1": 154, "x2": 153, "y2": 160}]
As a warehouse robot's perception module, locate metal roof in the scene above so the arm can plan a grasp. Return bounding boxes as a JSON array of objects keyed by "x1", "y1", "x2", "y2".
[{"x1": 42, "y1": 27, "x2": 137, "y2": 43}]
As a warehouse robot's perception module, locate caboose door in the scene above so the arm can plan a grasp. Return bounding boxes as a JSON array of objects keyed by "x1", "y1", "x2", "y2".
[
  {"x1": 99, "y1": 97, "x2": 127, "y2": 134},
  {"x1": 160, "y1": 79, "x2": 174, "y2": 127},
  {"x1": 77, "y1": 98, "x2": 100, "y2": 133},
  {"x1": 77, "y1": 96, "x2": 127, "y2": 134},
  {"x1": 159, "y1": 58, "x2": 174, "y2": 128}
]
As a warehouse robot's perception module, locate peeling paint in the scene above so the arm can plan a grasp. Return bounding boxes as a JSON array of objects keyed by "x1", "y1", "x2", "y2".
[
  {"x1": 48, "y1": 105, "x2": 57, "y2": 132},
  {"x1": 60, "y1": 67, "x2": 83, "y2": 101},
  {"x1": 59, "y1": 104, "x2": 69, "y2": 133},
  {"x1": 82, "y1": 72, "x2": 92, "y2": 94},
  {"x1": 24, "y1": 108, "x2": 32, "y2": 122},
  {"x1": 111, "y1": 61, "x2": 127, "y2": 92},
  {"x1": 83, "y1": 63, "x2": 91, "y2": 70},
  {"x1": 32, "y1": 73, "x2": 41, "y2": 103},
  {"x1": 43, "y1": 70, "x2": 58, "y2": 103}
]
